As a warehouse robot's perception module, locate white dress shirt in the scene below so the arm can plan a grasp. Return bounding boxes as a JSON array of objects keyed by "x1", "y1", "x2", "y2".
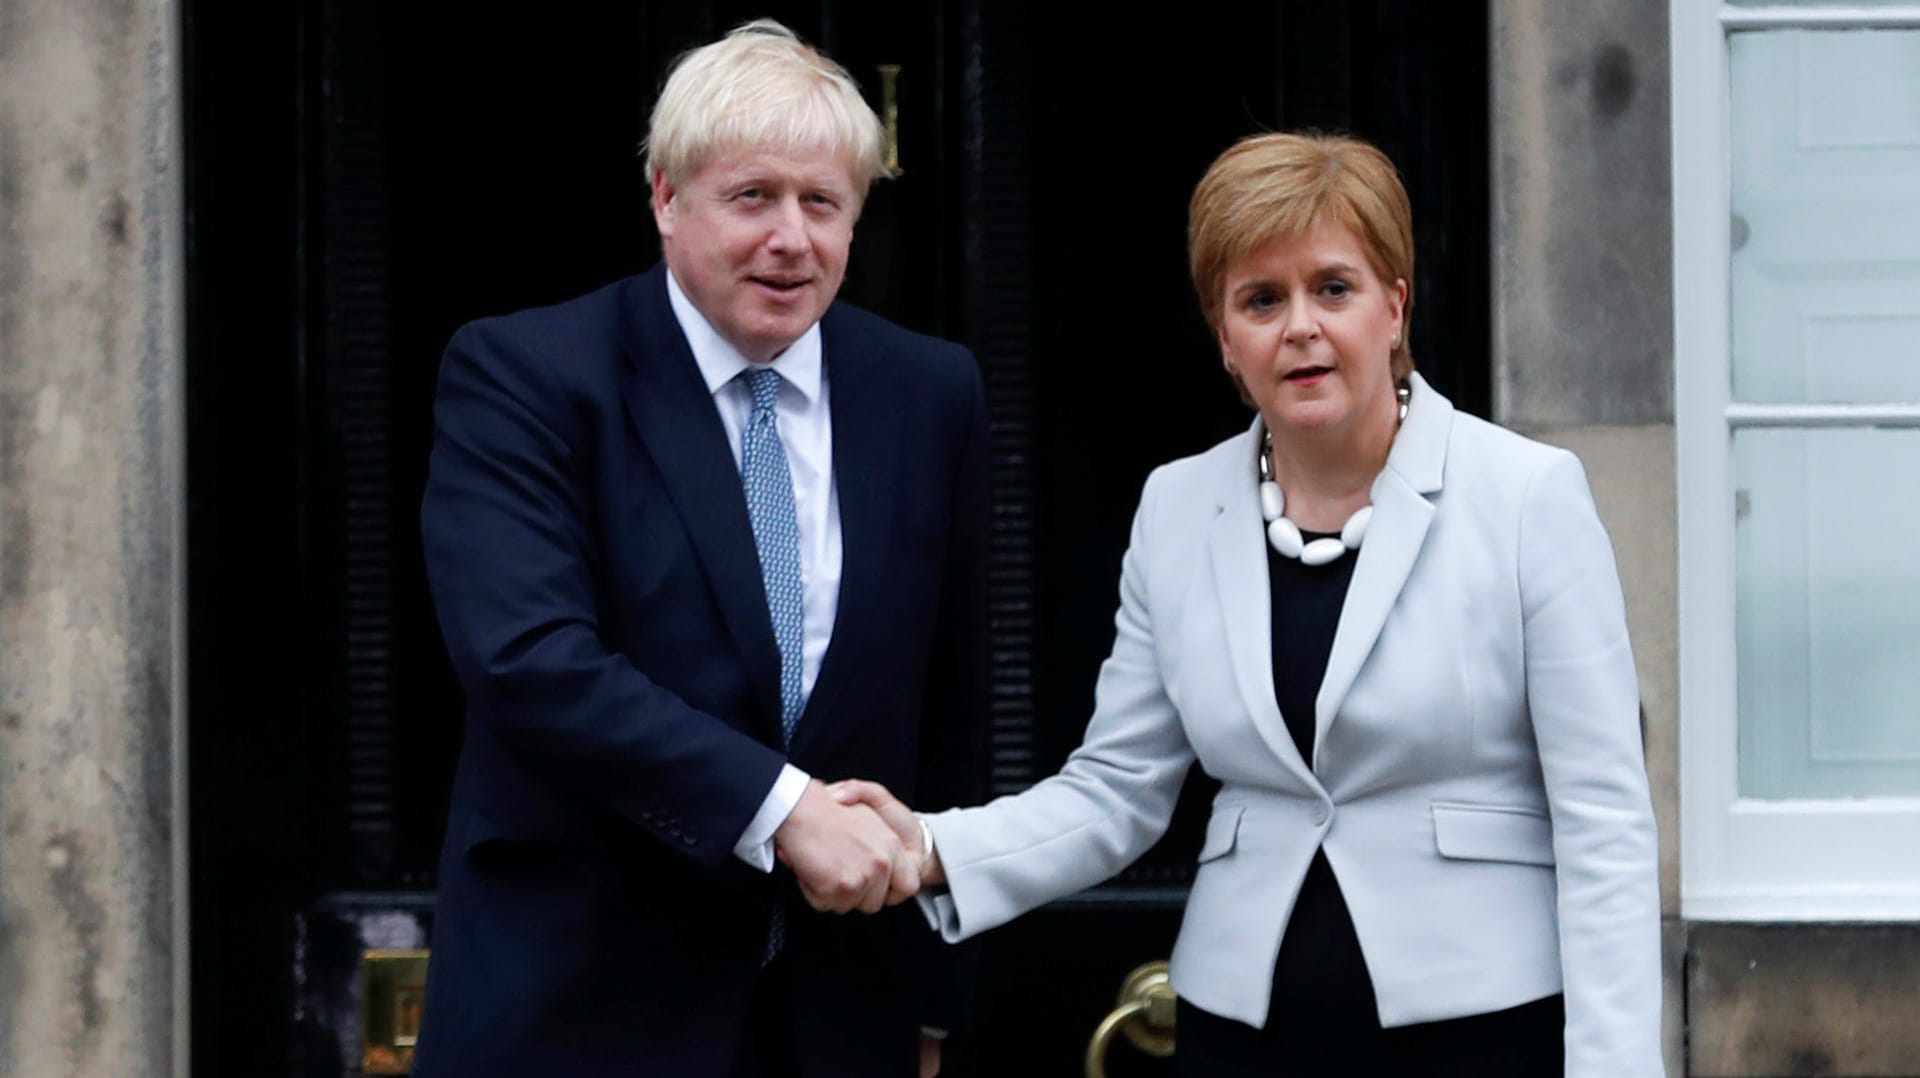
[{"x1": 665, "y1": 270, "x2": 839, "y2": 871}]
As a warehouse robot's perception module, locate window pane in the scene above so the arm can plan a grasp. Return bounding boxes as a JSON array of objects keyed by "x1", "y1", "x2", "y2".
[
  {"x1": 1730, "y1": 30, "x2": 1920, "y2": 404},
  {"x1": 1736, "y1": 428, "x2": 1920, "y2": 797}
]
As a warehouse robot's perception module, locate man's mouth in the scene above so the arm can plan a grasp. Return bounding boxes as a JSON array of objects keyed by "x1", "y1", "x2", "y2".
[{"x1": 750, "y1": 275, "x2": 809, "y2": 294}]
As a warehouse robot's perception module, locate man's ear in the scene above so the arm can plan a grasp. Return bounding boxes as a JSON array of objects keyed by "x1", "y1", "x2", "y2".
[{"x1": 649, "y1": 170, "x2": 676, "y2": 240}]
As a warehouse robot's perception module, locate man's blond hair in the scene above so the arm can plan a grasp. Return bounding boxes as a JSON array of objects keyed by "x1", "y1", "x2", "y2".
[{"x1": 644, "y1": 19, "x2": 887, "y2": 192}]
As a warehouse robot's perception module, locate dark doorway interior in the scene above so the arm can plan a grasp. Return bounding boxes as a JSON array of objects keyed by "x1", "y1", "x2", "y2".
[{"x1": 185, "y1": 2, "x2": 1486, "y2": 1074}]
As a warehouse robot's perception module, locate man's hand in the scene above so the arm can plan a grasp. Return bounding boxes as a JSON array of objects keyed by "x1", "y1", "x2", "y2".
[
  {"x1": 827, "y1": 779, "x2": 944, "y2": 888},
  {"x1": 774, "y1": 780, "x2": 918, "y2": 912}
]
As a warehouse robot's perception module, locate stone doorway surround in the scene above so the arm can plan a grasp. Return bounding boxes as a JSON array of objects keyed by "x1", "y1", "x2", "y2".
[{"x1": 0, "y1": 1, "x2": 187, "y2": 1076}]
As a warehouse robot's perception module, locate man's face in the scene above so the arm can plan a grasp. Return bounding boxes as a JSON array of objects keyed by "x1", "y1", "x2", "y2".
[{"x1": 651, "y1": 147, "x2": 861, "y2": 362}]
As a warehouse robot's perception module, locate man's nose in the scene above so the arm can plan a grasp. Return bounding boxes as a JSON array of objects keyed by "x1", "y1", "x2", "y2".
[{"x1": 765, "y1": 197, "x2": 810, "y2": 254}]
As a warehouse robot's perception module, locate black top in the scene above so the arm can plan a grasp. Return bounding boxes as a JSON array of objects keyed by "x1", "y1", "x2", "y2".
[
  {"x1": 1265, "y1": 534, "x2": 1376, "y2": 1011},
  {"x1": 1180, "y1": 524, "x2": 1566, "y2": 1070}
]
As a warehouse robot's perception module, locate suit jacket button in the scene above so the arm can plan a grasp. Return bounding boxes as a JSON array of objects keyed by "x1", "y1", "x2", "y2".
[{"x1": 682, "y1": 833, "x2": 698, "y2": 846}]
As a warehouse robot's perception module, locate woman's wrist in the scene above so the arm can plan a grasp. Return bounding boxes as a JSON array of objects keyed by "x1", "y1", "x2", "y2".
[{"x1": 915, "y1": 814, "x2": 947, "y2": 888}]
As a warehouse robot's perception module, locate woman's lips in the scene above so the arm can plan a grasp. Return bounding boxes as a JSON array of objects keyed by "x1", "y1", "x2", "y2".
[{"x1": 1285, "y1": 366, "x2": 1331, "y2": 386}]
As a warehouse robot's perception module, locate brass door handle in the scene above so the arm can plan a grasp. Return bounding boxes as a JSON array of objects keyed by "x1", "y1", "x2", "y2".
[
  {"x1": 362, "y1": 949, "x2": 430, "y2": 1075},
  {"x1": 1084, "y1": 960, "x2": 1176, "y2": 1078},
  {"x1": 876, "y1": 64, "x2": 903, "y2": 174}
]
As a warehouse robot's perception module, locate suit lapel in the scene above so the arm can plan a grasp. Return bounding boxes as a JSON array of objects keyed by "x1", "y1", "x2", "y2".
[
  {"x1": 1209, "y1": 421, "x2": 1321, "y2": 787},
  {"x1": 787, "y1": 308, "x2": 895, "y2": 755},
  {"x1": 1312, "y1": 373, "x2": 1453, "y2": 751},
  {"x1": 618, "y1": 268, "x2": 784, "y2": 732}
]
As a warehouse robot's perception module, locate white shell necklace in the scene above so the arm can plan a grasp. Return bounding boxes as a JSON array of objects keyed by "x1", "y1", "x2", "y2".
[{"x1": 1257, "y1": 383, "x2": 1410, "y2": 567}]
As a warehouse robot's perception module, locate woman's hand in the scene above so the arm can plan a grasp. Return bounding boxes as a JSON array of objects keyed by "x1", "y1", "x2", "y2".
[{"x1": 827, "y1": 779, "x2": 945, "y2": 890}]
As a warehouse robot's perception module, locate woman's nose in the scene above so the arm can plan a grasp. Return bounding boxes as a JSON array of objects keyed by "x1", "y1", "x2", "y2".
[{"x1": 1282, "y1": 302, "x2": 1320, "y2": 345}]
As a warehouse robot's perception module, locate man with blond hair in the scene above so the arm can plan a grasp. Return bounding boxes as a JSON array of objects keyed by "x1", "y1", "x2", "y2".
[{"x1": 414, "y1": 20, "x2": 983, "y2": 1077}]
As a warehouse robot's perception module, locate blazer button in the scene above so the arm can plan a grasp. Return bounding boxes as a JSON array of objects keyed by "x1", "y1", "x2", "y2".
[{"x1": 1310, "y1": 804, "x2": 1330, "y2": 826}]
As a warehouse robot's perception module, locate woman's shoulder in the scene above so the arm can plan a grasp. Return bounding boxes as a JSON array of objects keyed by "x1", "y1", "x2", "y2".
[
  {"x1": 1444, "y1": 410, "x2": 1582, "y2": 488},
  {"x1": 1139, "y1": 425, "x2": 1255, "y2": 506}
]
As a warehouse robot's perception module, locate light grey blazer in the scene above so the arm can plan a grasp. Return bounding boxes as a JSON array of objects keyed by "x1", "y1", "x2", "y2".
[{"x1": 922, "y1": 374, "x2": 1662, "y2": 1076}]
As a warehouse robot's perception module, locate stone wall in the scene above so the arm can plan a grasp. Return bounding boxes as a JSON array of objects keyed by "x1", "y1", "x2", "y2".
[
  {"x1": 1495, "y1": 4, "x2": 1920, "y2": 1074},
  {"x1": 0, "y1": 1, "x2": 184, "y2": 1075},
  {"x1": 1489, "y1": 1, "x2": 1682, "y2": 1074}
]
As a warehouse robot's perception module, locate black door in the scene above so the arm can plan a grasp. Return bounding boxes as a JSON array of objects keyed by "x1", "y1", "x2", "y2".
[
  {"x1": 930, "y1": 7, "x2": 1489, "y2": 1075},
  {"x1": 184, "y1": 3, "x2": 1485, "y2": 1075}
]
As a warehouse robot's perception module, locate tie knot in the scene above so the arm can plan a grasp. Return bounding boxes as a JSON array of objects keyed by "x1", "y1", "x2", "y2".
[{"x1": 743, "y1": 367, "x2": 782, "y2": 416}]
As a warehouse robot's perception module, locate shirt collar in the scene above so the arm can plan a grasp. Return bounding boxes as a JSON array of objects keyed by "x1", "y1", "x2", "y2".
[{"x1": 665, "y1": 267, "x2": 823, "y2": 404}]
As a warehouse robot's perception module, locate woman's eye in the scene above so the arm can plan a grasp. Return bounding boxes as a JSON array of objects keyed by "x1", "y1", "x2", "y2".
[
  {"x1": 1321, "y1": 280, "x2": 1350, "y2": 299},
  {"x1": 1247, "y1": 291, "x2": 1278, "y2": 312}
]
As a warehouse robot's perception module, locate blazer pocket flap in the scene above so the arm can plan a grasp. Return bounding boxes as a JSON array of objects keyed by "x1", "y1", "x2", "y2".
[
  {"x1": 463, "y1": 799, "x2": 572, "y2": 852},
  {"x1": 1431, "y1": 803, "x2": 1554, "y2": 867},
  {"x1": 1198, "y1": 806, "x2": 1245, "y2": 863}
]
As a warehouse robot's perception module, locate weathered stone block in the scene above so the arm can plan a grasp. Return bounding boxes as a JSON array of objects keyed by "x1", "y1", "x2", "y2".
[
  {"x1": 1689, "y1": 923, "x2": 1920, "y2": 1077},
  {"x1": 1492, "y1": 0, "x2": 1675, "y2": 427},
  {"x1": 0, "y1": 1, "x2": 184, "y2": 1075}
]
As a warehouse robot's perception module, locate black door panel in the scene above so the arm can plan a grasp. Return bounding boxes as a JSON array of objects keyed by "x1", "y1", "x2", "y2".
[{"x1": 185, "y1": 3, "x2": 1485, "y2": 1073}]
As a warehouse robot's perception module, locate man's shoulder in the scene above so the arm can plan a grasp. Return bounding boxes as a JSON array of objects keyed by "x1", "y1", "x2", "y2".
[
  {"x1": 821, "y1": 300, "x2": 972, "y2": 369},
  {"x1": 455, "y1": 273, "x2": 644, "y2": 352},
  {"x1": 442, "y1": 271, "x2": 667, "y2": 395}
]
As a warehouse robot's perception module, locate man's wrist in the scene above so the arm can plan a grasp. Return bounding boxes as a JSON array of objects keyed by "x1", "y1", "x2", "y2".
[{"x1": 732, "y1": 765, "x2": 810, "y2": 871}]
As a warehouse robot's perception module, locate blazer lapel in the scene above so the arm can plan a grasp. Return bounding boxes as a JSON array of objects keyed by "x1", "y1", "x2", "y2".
[
  {"x1": 618, "y1": 268, "x2": 784, "y2": 732},
  {"x1": 1313, "y1": 373, "x2": 1453, "y2": 753},
  {"x1": 788, "y1": 307, "x2": 896, "y2": 755},
  {"x1": 1209, "y1": 420, "x2": 1321, "y2": 787}
]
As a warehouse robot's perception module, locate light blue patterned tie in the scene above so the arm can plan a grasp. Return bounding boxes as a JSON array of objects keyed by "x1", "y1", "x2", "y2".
[
  {"x1": 739, "y1": 367, "x2": 806, "y2": 741},
  {"x1": 741, "y1": 367, "x2": 804, "y2": 963}
]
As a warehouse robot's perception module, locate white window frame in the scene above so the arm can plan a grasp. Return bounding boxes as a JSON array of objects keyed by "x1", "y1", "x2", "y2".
[{"x1": 1673, "y1": 0, "x2": 1920, "y2": 921}]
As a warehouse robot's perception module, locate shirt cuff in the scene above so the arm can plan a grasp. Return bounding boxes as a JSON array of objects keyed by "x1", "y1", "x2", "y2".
[
  {"x1": 915, "y1": 890, "x2": 960, "y2": 936},
  {"x1": 732, "y1": 764, "x2": 810, "y2": 872}
]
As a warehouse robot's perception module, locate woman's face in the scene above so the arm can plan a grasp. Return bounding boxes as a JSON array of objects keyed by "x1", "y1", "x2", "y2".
[{"x1": 1216, "y1": 219, "x2": 1406, "y2": 441}]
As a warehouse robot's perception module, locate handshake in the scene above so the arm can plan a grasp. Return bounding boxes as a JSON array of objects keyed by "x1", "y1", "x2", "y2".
[{"x1": 772, "y1": 778, "x2": 945, "y2": 914}]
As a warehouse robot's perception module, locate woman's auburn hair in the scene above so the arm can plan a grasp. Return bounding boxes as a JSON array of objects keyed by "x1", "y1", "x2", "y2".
[{"x1": 1188, "y1": 131, "x2": 1416, "y2": 383}]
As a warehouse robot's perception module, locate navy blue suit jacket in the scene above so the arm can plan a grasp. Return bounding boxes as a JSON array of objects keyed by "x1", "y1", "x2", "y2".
[{"x1": 415, "y1": 265, "x2": 987, "y2": 1076}]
